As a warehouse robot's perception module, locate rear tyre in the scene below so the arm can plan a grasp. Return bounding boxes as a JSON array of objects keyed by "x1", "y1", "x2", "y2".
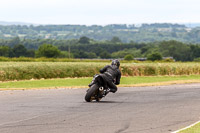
[{"x1": 85, "y1": 84, "x2": 99, "y2": 102}]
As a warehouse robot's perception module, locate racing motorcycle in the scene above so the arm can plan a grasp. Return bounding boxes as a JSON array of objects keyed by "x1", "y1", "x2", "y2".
[{"x1": 85, "y1": 74, "x2": 110, "y2": 102}]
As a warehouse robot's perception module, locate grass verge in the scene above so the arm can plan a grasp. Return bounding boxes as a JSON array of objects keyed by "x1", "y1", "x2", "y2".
[
  {"x1": 175, "y1": 121, "x2": 200, "y2": 133},
  {"x1": 0, "y1": 75, "x2": 200, "y2": 90}
]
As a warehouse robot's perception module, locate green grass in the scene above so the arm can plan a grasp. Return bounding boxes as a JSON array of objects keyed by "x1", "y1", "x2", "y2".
[
  {"x1": 0, "y1": 78, "x2": 92, "y2": 89},
  {"x1": 178, "y1": 122, "x2": 200, "y2": 133},
  {"x1": 120, "y1": 75, "x2": 200, "y2": 84},
  {"x1": 0, "y1": 75, "x2": 200, "y2": 90}
]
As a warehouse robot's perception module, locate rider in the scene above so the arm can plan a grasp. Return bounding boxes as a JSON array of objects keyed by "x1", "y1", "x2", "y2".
[{"x1": 89, "y1": 59, "x2": 121, "y2": 93}]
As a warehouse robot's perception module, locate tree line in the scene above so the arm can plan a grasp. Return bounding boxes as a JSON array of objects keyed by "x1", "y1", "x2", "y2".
[
  {"x1": 0, "y1": 36, "x2": 200, "y2": 61},
  {"x1": 0, "y1": 23, "x2": 200, "y2": 43}
]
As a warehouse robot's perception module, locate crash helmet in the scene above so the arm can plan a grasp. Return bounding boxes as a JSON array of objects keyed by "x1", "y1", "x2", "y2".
[{"x1": 111, "y1": 59, "x2": 120, "y2": 68}]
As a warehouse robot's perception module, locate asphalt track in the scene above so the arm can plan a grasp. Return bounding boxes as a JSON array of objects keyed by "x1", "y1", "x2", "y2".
[{"x1": 0, "y1": 83, "x2": 200, "y2": 133}]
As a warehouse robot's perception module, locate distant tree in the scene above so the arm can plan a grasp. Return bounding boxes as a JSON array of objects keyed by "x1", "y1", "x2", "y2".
[
  {"x1": 9, "y1": 37, "x2": 20, "y2": 47},
  {"x1": 141, "y1": 46, "x2": 149, "y2": 54},
  {"x1": 111, "y1": 36, "x2": 122, "y2": 43},
  {"x1": 26, "y1": 49, "x2": 35, "y2": 57},
  {"x1": 190, "y1": 45, "x2": 200, "y2": 60},
  {"x1": 78, "y1": 36, "x2": 90, "y2": 44},
  {"x1": 124, "y1": 54, "x2": 134, "y2": 61},
  {"x1": 194, "y1": 57, "x2": 200, "y2": 62},
  {"x1": 73, "y1": 50, "x2": 88, "y2": 58},
  {"x1": 171, "y1": 32, "x2": 177, "y2": 38},
  {"x1": 100, "y1": 51, "x2": 111, "y2": 59},
  {"x1": 87, "y1": 52, "x2": 97, "y2": 59},
  {"x1": 12, "y1": 44, "x2": 28, "y2": 57},
  {"x1": 0, "y1": 46, "x2": 11, "y2": 57},
  {"x1": 36, "y1": 44, "x2": 61, "y2": 58},
  {"x1": 147, "y1": 52, "x2": 162, "y2": 61},
  {"x1": 112, "y1": 50, "x2": 130, "y2": 58},
  {"x1": 1, "y1": 24, "x2": 200, "y2": 43},
  {"x1": 58, "y1": 51, "x2": 73, "y2": 58},
  {"x1": 159, "y1": 40, "x2": 192, "y2": 61}
]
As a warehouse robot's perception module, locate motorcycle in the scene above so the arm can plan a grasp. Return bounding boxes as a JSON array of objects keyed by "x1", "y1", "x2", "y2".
[{"x1": 85, "y1": 74, "x2": 110, "y2": 102}]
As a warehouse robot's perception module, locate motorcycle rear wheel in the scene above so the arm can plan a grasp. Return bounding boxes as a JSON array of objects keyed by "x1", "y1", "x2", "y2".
[{"x1": 85, "y1": 84, "x2": 99, "y2": 102}]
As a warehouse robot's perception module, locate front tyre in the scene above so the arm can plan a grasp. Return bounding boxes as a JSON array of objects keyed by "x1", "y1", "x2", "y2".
[{"x1": 85, "y1": 84, "x2": 99, "y2": 102}]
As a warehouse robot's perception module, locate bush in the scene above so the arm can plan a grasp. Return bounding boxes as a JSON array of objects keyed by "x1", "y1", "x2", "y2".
[
  {"x1": 194, "y1": 57, "x2": 200, "y2": 62},
  {"x1": 99, "y1": 51, "x2": 111, "y2": 59},
  {"x1": 147, "y1": 52, "x2": 162, "y2": 61},
  {"x1": 36, "y1": 44, "x2": 61, "y2": 58},
  {"x1": 162, "y1": 58, "x2": 175, "y2": 62},
  {"x1": 124, "y1": 54, "x2": 134, "y2": 61}
]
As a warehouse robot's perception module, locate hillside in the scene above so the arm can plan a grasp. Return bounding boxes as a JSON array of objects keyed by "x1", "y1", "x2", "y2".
[{"x1": 0, "y1": 23, "x2": 200, "y2": 43}]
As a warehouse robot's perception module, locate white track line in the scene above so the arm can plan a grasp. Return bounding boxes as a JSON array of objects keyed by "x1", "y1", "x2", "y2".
[{"x1": 171, "y1": 120, "x2": 200, "y2": 133}]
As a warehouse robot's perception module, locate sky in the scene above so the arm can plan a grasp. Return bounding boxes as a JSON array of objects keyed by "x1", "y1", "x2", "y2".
[{"x1": 0, "y1": 0, "x2": 200, "y2": 25}]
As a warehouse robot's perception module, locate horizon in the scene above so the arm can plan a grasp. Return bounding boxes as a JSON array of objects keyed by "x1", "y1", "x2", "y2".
[{"x1": 1, "y1": 20, "x2": 200, "y2": 27}]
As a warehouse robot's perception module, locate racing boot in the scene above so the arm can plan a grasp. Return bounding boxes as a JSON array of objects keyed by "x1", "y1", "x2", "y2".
[{"x1": 109, "y1": 88, "x2": 117, "y2": 93}]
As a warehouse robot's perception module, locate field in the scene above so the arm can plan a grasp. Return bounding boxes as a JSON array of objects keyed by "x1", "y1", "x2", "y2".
[{"x1": 0, "y1": 62, "x2": 200, "y2": 81}]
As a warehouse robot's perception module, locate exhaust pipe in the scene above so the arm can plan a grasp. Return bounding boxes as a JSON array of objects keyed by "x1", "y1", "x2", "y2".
[{"x1": 99, "y1": 87, "x2": 104, "y2": 91}]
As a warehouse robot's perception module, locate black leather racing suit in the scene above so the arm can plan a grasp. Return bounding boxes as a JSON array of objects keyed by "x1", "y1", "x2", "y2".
[{"x1": 99, "y1": 65, "x2": 121, "y2": 93}]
